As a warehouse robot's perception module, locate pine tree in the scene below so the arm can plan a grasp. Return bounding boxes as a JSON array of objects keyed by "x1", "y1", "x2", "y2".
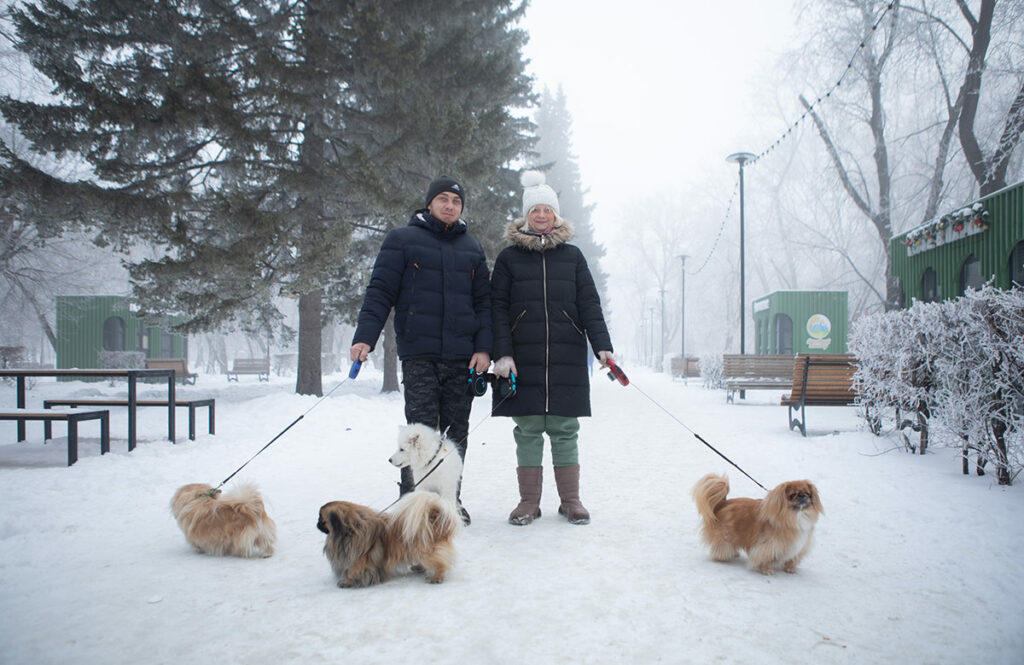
[
  {"x1": 1, "y1": 0, "x2": 533, "y2": 394},
  {"x1": 532, "y1": 86, "x2": 608, "y2": 301},
  {"x1": 321, "y1": 0, "x2": 534, "y2": 391}
]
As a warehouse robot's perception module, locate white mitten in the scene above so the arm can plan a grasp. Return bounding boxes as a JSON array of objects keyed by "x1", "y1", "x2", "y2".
[
  {"x1": 597, "y1": 350, "x2": 615, "y2": 367},
  {"x1": 494, "y1": 356, "x2": 517, "y2": 378}
]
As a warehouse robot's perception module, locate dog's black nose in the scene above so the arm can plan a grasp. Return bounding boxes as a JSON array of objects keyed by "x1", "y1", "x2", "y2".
[{"x1": 317, "y1": 518, "x2": 328, "y2": 534}]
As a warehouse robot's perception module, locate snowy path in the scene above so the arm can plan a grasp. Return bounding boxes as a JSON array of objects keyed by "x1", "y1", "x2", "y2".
[{"x1": 1, "y1": 367, "x2": 1021, "y2": 664}]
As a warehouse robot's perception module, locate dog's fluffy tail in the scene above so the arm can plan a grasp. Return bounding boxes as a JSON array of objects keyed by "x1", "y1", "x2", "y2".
[
  {"x1": 391, "y1": 491, "x2": 461, "y2": 548},
  {"x1": 218, "y1": 483, "x2": 277, "y2": 557},
  {"x1": 692, "y1": 473, "x2": 730, "y2": 528}
]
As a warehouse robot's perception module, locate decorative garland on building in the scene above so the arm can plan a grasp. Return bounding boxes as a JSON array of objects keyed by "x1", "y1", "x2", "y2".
[{"x1": 905, "y1": 202, "x2": 991, "y2": 256}]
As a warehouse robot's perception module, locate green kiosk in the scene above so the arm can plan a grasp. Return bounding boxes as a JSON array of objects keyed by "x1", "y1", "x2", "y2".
[
  {"x1": 56, "y1": 295, "x2": 188, "y2": 369},
  {"x1": 751, "y1": 291, "x2": 848, "y2": 356}
]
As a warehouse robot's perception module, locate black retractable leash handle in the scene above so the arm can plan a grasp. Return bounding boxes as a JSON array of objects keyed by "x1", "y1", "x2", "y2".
[{"x1": 602, "y1": 360, "x2": 768, "y2": 493}]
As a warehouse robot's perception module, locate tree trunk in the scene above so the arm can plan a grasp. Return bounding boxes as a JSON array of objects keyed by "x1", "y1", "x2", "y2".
[
  {"x1": 382, "y1": 313, "x2": 400, "y2": 393},
  {"x1": 992, "y1": 408, "x2": 1011, "y2": 485},
  {"x1": 296, "y1": 288, "x2": 323, "y2": 396}
]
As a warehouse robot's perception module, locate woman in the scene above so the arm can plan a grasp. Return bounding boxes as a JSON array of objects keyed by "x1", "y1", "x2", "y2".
[{"x1": 490, "y1": 170, "x2": 614, "y2": 526}]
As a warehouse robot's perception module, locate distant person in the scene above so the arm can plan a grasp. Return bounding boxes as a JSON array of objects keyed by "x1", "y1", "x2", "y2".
[
  {"x1": 490, "y1": 171, "x2": 614, "y2": 526},
  {"x1": 349, "y1": 176, "x2": 491, "y2": 525}
]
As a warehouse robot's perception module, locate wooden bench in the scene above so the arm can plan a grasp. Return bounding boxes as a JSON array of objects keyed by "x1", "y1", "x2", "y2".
[
  {"x1": 781, "y1": 354, "x2": 858, "y2": 436},
  {"x1": 0, "y1": 408, "x2": 110, "y2": 466},
  {"x1": 670, "y1": 356, "x2": 701, "y2": 379},
  {"x1": 43, "y1": 398, "x2": 215, "y2": 440},
  {"x1": 145, "y1": 358, "x2": 197, "y2": 385},
  {"x1": 227, "y1": 358, "x2": 269, "y2": 382},
  {"x1": 722, "y1": 354, "x2": 795, "y2": 402}
]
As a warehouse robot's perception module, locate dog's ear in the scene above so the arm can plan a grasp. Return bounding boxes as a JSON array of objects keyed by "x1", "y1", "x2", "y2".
[
  {"x1": 328, "y1": 512, "x2": 353, "y2": 540},
  {"x1": 807, "y1": 482, "x2": 824, "y2": 514}
]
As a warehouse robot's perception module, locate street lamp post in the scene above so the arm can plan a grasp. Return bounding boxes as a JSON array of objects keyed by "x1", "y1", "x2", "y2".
[
  {"x1": 679, "y1": 254, "x2": 687, "y2": 371},
  {"x1": 726, "y1": 152, "x2": 756, "y2": 356}
]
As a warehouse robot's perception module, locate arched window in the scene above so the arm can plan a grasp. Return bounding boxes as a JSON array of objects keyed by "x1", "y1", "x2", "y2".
[
  {"x1": 921, "y1": 268, "x2": 939, "y2": 302},
  {"x1": 775, "y1": 314, "x2": 793, "y2": 355},
  {"x1": 102, "y1": 316, "x2": 125, "y2": 351},
  {"x1": 959, "y1": 255, "x2": 984, "y2": 295},
  {"x1": 1010, "y1": 242, "x2": 1024, "y2": 288}
]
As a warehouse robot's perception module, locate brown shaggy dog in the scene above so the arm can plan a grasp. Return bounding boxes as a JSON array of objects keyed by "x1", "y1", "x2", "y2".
[
  {"x1": 692, "y1": 473, "x2": 823, "y2": 575},
  {"x1": 317, "y1": 491, "x2": 460, "y2": 588},
  {"x1": 170, "y1": 483, "x2": 276, "y2": 558}
]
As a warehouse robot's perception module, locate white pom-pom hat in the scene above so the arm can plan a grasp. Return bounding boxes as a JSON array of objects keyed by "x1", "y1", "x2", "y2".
[{"x1": 521, "y1": 170, "x2": 560, "y2": 218}]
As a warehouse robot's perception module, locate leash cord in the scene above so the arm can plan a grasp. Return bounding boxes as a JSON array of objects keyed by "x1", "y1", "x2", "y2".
[
  {"x1": 626, "y1": 381, "x2": 769, "y2": 493},
  {"x1": 214, "y1": 375, "x2": 352, "y2": 491}
]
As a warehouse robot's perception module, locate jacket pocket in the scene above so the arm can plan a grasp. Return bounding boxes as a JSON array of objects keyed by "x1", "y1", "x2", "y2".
[
  {"x1": 562, "y1": 310, "x2": 584, "y2": 336},
  {"x1": 510, "y1": 309, "x2": 527, "y2": 334}
]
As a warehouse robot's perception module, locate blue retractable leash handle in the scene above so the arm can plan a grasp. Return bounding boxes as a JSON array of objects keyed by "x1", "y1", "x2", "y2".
[{"x1": 349, "y1": 359, "x2": 362, "y2": 379}]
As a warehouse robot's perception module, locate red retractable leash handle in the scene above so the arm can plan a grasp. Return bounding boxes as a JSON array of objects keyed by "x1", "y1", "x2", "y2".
[{"x1": 605, "y1": 360, "x2": 629, "y2": 386}]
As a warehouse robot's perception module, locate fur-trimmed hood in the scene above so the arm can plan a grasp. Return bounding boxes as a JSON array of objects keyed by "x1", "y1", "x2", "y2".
[{"x1": 503, "y1": 216, "x2": 575, "y2": 252}]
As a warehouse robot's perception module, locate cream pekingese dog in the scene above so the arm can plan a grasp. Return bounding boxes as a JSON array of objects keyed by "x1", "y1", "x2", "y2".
[
  {"x1": 692, "y1": 473, "x2": 823, "y2": 575},
  {"x1": 171, "y1": 482, "x2": 277, "y2": 558},
  {"x1": 317, "y1": 490, "x2": 460, "y2": 588}
]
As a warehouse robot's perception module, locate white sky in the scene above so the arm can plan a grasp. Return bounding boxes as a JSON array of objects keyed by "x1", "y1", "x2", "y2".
[{"x1": 520, "y1": 0, "x2": 799, "y2": 243}]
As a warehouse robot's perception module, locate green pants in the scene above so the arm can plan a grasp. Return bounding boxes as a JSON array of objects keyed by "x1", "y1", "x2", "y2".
[{"x1": 511, "y1": 415, "x2": 580, "y2": 467}]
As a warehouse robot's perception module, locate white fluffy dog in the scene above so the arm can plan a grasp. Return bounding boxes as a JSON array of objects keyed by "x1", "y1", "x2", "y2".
[{"x1": 389, "y1": 424, "x2": 463, "y2": 503}]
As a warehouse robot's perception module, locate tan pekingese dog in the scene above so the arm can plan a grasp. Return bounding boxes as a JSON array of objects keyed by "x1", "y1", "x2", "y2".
[
  {"x1": 692, "y1": 473, "x2": 823, "y2": 575},
  {"x1": 317, "y1": 490, "x2": 460, "y2": 588},
  {"x1": 171, "y1": 482, "x2": 277, "y2": 558}
]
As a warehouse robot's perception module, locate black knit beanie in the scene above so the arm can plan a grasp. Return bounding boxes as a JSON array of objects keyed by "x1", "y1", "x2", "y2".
[{"x1": 425, "y1": 176, "x2": 466, "y2": 209}]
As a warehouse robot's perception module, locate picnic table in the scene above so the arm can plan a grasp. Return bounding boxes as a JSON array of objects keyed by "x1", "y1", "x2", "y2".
[{"x1": 0, "y1": 368, "x2": 176, "y2": 450}]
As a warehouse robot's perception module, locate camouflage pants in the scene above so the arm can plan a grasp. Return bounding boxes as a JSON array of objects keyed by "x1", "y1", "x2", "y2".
[{"x1": 399, "y1": 358, "x2": 473, "y2": 495}]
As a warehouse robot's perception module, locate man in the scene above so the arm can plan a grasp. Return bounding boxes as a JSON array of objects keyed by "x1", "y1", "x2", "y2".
[{"x1": 350, "y1": 175, "x2": 491, "y2": 524}]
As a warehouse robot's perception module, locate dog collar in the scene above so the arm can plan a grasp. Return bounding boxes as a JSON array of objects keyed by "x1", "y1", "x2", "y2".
[{"x1": 424, "y1": 440, "x2": 447, "y2": 467}]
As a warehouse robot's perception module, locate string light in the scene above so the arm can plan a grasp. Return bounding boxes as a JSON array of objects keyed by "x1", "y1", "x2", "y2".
[
  {"x1": 686, "y1": 2, "x2": 897, "y2": 275},
  {"x1": 745, "y1": 1, "x2": 897, "y2": 168},
  {"x1": 687, "y1": 179, "x2": 739, "y2": 275}
]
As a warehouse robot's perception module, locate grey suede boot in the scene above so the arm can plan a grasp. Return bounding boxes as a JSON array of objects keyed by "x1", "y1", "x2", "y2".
[
  {"x1": 508, "y1": 466, "x2": 543, "y2": 526},
  {"x1": 554, "y1": 464, "x2": 590, "y2": 525}
]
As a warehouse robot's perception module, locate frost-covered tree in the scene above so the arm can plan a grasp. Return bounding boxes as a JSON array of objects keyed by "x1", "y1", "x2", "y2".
[
  {"x1": 532, "y1": 86, "x2": 607, "y2": 302},
  {"x1": 1, "y1": 0, "x2": 533, "y2": 395}
]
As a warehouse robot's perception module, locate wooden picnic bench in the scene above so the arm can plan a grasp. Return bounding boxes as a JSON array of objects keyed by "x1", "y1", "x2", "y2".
[
  {"x1": 43, "y1": 398, "x2": 215, "y2": 441},
  {"x1": 0, "y1": 408, "x2": 110, "y2": 466},
  {"x1": 227, "y1": 358, "x2": 270, "y2": 382},
  {"x1": 145, "y1": 358, "x2": 197, "y2": 385},
  {"x1": 722, "y1": 354, "x2": 795, "y2": 402},
  {"x1": 781, "y1": 354, "x2": 858, "y2": 436}
]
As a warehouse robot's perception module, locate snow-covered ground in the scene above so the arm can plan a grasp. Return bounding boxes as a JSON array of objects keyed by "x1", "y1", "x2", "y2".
[{"x1": 1, "y1": 366, "x2": 1021, "y2": 664}]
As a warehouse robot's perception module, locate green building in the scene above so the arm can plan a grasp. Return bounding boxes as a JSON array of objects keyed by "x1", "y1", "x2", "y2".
[
  {"x1": 56, "y1": 295, "x2": 188, "y2": 369},
  {"x1": 890, "y1": 180, "x2": 1023, "y2": 306},
  {"x1": 752, "y1": 290, "x2": 848, "y2": 355}
]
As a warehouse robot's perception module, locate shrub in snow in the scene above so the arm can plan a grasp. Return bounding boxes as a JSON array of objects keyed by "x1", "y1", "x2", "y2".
[
  {"x1": 850, "y1": 287, "x2": 1023, "y2": 485},
  {"x1": 700, "y1": 352, "x2": 724, "y2": 389}
]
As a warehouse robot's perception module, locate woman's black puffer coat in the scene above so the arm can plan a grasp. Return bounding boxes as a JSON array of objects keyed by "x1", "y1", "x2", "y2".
[{"x1": 490, "y1": 218, "x2": 612, "y2": 417}]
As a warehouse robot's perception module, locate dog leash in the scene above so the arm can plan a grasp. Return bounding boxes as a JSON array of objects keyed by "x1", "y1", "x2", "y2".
[
  {"x1": 604, "y1": 361, "x2": 769, "y2": 493},
  {"x1": 207, "y1": 361, "x2": 364, "y2": 495}
]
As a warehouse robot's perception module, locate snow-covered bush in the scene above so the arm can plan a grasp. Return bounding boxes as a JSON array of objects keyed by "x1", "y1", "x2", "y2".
[
  {"x1": 700, "y1": 352, "x2": 723, "y2": 389},
  {"x1": 850, "y1": 287, "x2": 1023, "y2": 485},
  {"x1": 98, "y1": 351, "x2": 146, "y2": 369}
]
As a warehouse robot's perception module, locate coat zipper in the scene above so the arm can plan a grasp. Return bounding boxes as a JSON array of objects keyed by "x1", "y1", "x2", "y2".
[{"x1": 542, "y1": 252, "x2": 549, "y2": 413}]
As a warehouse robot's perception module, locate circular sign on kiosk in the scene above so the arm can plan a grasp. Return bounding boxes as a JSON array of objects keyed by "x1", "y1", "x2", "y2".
[{"x1": 806, "y1": 314, "x2": 832, "y2": 350}]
